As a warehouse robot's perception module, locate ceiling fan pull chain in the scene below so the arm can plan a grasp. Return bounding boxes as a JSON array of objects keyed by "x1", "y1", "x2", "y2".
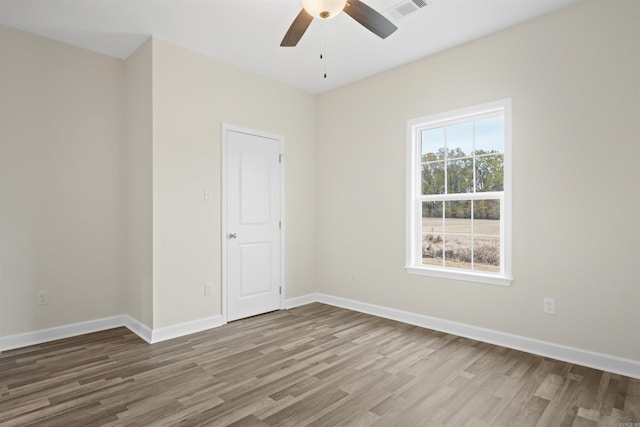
[
  {"x1": 322, "y1": 22, "x2": 328, "y2": 78},
  {"x1": 323, "y1": 54, "x2": 327, "y2": 78},
  {"x1": 321, "y1": 53, "x2": 326, "y2": 78}
]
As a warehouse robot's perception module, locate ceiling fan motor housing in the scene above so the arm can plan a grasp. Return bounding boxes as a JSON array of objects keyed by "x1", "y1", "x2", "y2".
[
  {"x1": 301, "y1": 0, "x2": 348, "y2": 19},
  {"x1": 281, "y1": 0, "x2": 397, "y2": 47}
]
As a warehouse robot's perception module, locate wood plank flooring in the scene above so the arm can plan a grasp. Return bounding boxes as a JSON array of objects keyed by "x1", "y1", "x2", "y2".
[{"x1": 1, "y1": 303, "x2": 638, "y2": 426}]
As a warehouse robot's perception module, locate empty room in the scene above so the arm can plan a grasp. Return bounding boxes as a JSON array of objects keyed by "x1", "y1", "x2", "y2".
[{"x1": 0, "y1": 0, "x2": 638, "y2": 425}]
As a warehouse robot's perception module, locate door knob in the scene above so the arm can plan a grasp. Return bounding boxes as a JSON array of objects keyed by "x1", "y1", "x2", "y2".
[{"x1": 228, "y1": 232, "x2": 238, "y2": 239}]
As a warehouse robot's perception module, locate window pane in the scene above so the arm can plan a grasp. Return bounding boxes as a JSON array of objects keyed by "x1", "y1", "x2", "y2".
[
  {"x1": 447, "y1": 158, "x2": 473, "y2": 193},
  {"x1": 473, "y1": 218, "x2": 500, "y2": 237},
  {"x1": 421, "y1": 128, "x2": 445, "y2": 162},
  {"x1": 475, "y1": 116, "x2": 504, "y2": 154},
  {"x1": 422, "y1": 201, "x2": 443, "y2": 233},
  {"x1": 445, "y1": 200, "x2": 471, "y2": 234},
  {"x1": 474, "y1": 237, "x2": 500, "y2": 272},
  {"x1": 475, "y1": 154, "x2": 504, "y2": 192},
  {"x1": 473, "y1": 199, "x2": 500, "y2": 226},
  {"x1": 422, "y1": 235, "x2": 443, "y2": 266},
  {"x1": 446, "y1": 122, "x2": 473, "y2": 158},
  {"x1": 444, "y1": 235, "x2": 472, "y2": 270},
  {"x1": 422, "y1": 162, "x2": 445, "y2": 195}
]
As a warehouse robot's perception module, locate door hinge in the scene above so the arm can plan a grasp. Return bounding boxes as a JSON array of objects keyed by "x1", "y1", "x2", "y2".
[
  {"x1": 279, "y1": 154, "x2": 283, "y2": 163},
  {"x1": 279, "y1": 220, "x2": 282, "y2": 229},
  {"x1": 279, "y1": 286, "x2": 282, "y2": 295}
]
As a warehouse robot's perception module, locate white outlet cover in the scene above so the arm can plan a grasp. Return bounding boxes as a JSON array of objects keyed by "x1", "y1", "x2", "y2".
[
  {"x1": 543, "y1": 298, "x2": 555, "y2": 314},
  {"x1": 37, "y1": 291, "x2": 48, "y2": 305}
]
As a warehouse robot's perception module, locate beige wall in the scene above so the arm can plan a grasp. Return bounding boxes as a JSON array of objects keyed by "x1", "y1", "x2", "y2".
[
  {"x1": 124, "y1": 38, "x2": 153, "y2": 327},
  {"x1": 0, "y1": 26, "x2": 127, "y2": 336},
  {"x1": 315, "y1": 0, "x2": 639, "y2": 360},
  {"x1": 151, "y1": 38, "x2": 317, "y2": 327}
]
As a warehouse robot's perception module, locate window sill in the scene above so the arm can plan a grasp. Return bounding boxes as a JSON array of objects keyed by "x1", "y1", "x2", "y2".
[{"x1": 405, "y1": 265, "x2": 513, "y2": 286}]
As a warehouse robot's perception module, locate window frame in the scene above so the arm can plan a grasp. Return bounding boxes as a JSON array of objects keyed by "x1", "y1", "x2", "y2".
[{"x1": 405, "y1": 99, "x2": 513, "y2": 286}]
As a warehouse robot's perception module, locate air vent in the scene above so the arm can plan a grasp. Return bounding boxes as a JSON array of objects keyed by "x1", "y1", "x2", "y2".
[{"x1": 386, "y1": 0, "x2": 430, "y2": 20}]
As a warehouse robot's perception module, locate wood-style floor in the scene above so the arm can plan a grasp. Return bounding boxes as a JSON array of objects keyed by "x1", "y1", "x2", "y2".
[{"x1": 1, "y1": 303, "x2": 638, "y2": 426}]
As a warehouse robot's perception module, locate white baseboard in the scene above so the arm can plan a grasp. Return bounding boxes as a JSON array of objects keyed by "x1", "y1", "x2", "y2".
[
  {"x1": 284, "y1": 293, "x2": 319, "y2": 309},
  {"x1": 3, "y1": 295, "x2": 638, "y2": 379},
  {"x1": 149, "y1": 315, "x2": 223, "y2": 343},
  {"x1": 0, "y1": 315, "x2": 126, "y2": 352},
  {"x1": 305, "y1": 293, "x2": 639, "y2": 380},
  {"x1": 0, "y1": 314, "x2": 224, "y2": 352},
  {"x1": 123, "y1": 315, "x2": 153, "y2": 343}
]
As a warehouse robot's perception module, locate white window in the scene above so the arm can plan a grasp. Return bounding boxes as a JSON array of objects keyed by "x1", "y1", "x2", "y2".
[{"x1": 406, "y1": 99, "x2": 512, "y2": 286}]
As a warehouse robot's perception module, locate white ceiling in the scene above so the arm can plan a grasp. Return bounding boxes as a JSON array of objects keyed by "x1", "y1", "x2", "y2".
[{"x1": 0, "y1": 0, "x2": 582, "y2": 94}]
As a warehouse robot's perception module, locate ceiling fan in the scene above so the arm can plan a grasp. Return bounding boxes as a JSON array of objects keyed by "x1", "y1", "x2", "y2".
[{"x1": 281, "y1": 0, "x2": 398, "y2": 47}]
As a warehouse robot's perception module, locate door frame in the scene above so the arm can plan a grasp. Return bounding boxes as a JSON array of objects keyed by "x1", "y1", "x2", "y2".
[{"x1": 221, "y1": 123, "x2": 285, "y2": 324}]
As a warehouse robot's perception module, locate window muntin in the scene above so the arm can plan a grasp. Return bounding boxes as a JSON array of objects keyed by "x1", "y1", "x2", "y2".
[{"x1": 407, "y1": 100, "x2": 512, "y2": 285}]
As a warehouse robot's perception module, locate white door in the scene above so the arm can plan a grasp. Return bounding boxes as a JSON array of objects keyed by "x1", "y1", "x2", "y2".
[{"x1": 224, "y1": 127, "x2": 282, "y2": 322}]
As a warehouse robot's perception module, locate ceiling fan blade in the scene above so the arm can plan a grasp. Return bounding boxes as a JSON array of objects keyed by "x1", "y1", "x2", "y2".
[
  {"x1": 344, "y1": 0, "x2": 397, "y2": 39},
  {"x1": 280, "y1": 9, "x2": 314, "y2": 47}
]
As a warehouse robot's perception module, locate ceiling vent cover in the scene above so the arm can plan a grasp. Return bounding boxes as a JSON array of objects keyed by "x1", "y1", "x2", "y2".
[{"x1": 386, "y1": 0, "x2": 430, "y2": 20}]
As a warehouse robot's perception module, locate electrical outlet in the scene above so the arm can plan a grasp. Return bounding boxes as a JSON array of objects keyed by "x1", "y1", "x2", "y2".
[
  {"x1": 37, "y1": 290, "x2": 48, "y2": 305},
  {"x1": 350, "y1": 272, "x2": 357, "y2": 283},
  {"x1": 203, "y1": 188, "x2": 213, "y2": 201},
  {"x1": 543, "y1": 297, "x2": 555, "y2": 314},
  {"x1": 204, "y1": 281, "x2": 214, "y2": 296}
]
